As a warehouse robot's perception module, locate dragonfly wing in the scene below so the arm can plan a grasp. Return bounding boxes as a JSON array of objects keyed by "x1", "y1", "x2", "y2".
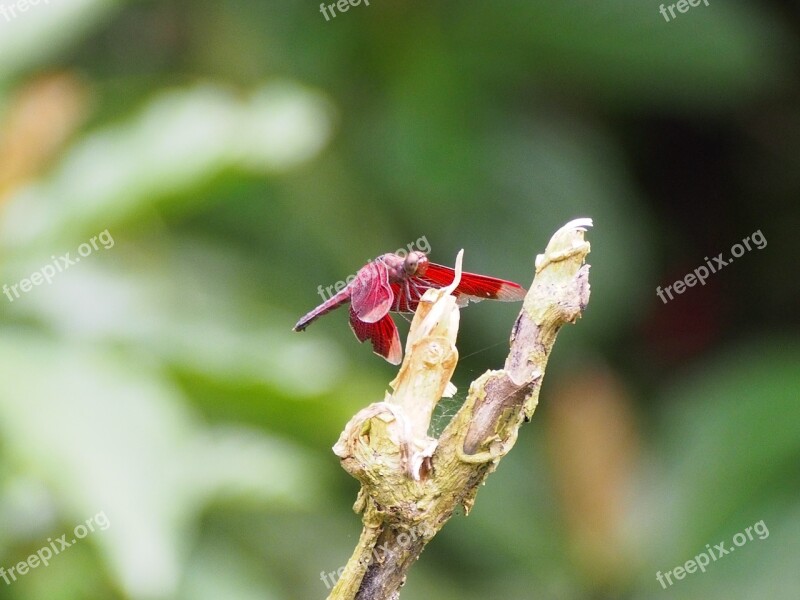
[
  {"x1": 422, "y1": 262, "x2": 526, "y2": 306},
  {"x1": 349, "y1": 307, "x2": 402, "y2": 364},
  {"x1": 350, "y1": 261, "x2": 393, "y2": 323},
  {"x1": 293, "y1": 287, "x2": 352, "y2": 331}
]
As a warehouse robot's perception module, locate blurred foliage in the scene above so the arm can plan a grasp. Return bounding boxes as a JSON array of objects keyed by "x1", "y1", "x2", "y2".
[{"x1": 0, "y1": 0, "x2": 798, "y2": 599}]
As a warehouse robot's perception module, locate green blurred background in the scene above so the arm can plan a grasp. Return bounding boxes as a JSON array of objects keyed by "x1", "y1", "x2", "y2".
[{"x1": 0, "y1": 1, "x2": 798, "y2": 599}]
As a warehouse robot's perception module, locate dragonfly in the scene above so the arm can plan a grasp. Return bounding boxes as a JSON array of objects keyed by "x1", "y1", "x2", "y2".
[{"x1": 293, "y1": 251, "x2": 526, "y2": 364}]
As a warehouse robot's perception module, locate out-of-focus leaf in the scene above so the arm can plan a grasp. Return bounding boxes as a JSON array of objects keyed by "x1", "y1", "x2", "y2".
[
  {"x1": 630, "y1": 339, "x2": 800, "y2": 580},
  {"x1": 179, "y1": 538, "x2": 282, "y2": 600},
  {"x1": 0, "y1": 236, "x2": 344, "y2": 396},
  {"x1": 0, "y1": 0, "x2": 120, "y2": 88},
  {"x1": 0, "y1": 82, "x2": 334, "y2": 252},
  {"x1": 483, "y1": 118, "x2": 657, "y2": 343},
  {"x1": 0, "y1": 333, "x2": 320, "y2": 599},
  {"x1": 454, "y1": 0, "x2": 790, "y2": 111},
  {"x1": 630, "y1": 503, "x2": 800, "y2": 600}
]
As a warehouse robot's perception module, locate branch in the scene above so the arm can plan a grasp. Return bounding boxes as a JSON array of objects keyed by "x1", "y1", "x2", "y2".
[{"x1": 329, "y1": 219, "x2": 593, "y2": 599}]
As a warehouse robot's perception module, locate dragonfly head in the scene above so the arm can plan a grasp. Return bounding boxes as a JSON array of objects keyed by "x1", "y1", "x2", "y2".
[{"x1": 403, "y1": 251, "x2": 429, "y2": 277}]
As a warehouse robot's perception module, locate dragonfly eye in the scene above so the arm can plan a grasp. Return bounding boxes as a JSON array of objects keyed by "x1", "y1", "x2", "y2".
[
  {"x1": 404, "y1": 251, "x2": 428, "y2": 276},
  {"x1": 403, "y1": 253, "x2": 419, "y2": 275}
]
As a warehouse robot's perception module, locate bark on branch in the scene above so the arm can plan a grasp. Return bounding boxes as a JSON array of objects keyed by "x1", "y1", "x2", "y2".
[{"x1": 329, "y1": 219, "x2": 593, "y2": 600}]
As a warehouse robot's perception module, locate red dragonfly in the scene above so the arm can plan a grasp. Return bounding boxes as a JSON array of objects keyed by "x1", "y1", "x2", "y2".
[{"x1": 293, "y1": 251, "x2": 526, "y2": 364}]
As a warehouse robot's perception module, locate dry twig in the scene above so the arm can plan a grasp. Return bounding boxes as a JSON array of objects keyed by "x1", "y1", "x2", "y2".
[{"x1": 329, "y1": 218, "x2": 593, "y2": 599}]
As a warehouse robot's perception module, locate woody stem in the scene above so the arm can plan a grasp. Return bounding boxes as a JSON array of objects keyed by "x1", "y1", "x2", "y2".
[{"x1": 328, "y1": 219, "x2": 592, "y2": 600}]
